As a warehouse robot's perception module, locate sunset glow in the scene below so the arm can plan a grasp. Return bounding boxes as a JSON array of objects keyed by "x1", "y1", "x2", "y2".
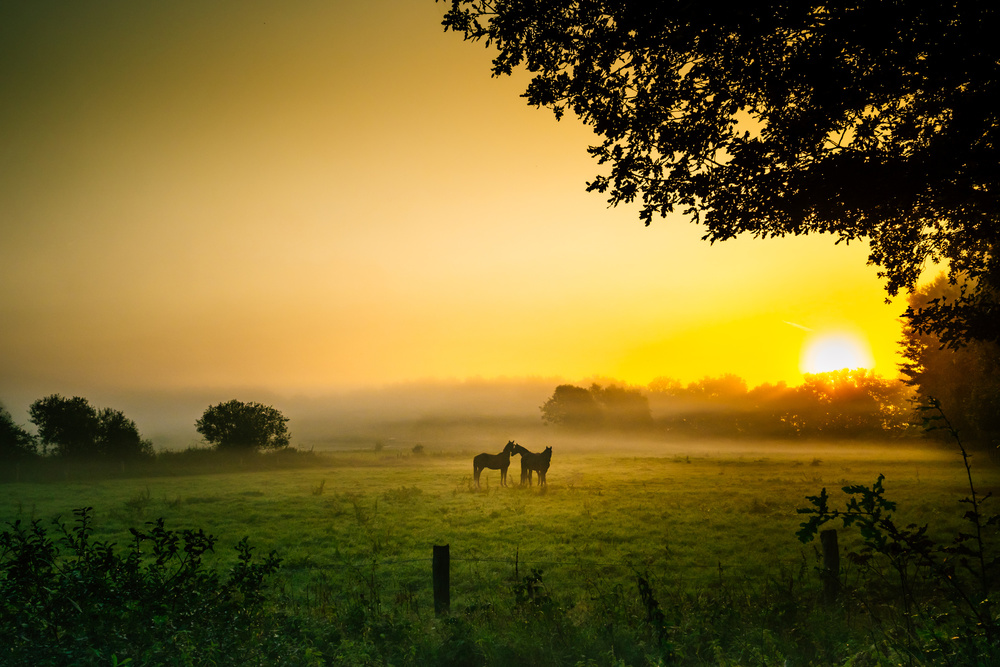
[
  {"x1": 0, "y1": 0, "x2": 906, "y2": 409},
  {"x1": 800, "y1": 332, "x2": 876, "y2": 375}
]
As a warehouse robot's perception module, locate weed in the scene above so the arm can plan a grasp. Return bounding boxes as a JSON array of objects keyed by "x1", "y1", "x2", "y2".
[
  {"x1": 513, "y1": 568, "x2": 551, "y2": 607},
  {"x1": 124, "y1": 486, "x2": 152, "y2": 513},
  {"x1": 383, "y1": 485, "x2": 422, "y2": 503},
  {"x1": 796, "y1": 398, "x2": 1000, "y2": 663},
  {"x1": 111, "y1": 486, "x2": 153, "y2": 522},
  {"x1": 747, "y1": 497, "x2": 778, "y2": 515}
]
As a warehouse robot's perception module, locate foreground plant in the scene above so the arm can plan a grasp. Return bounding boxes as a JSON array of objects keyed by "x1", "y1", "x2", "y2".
[
  {"x1": 796, "y1": 398, "x2": 1000, "y2": 664},
  {"x1": 0, "y1": 507, "x2": 282, "y2": 666}
]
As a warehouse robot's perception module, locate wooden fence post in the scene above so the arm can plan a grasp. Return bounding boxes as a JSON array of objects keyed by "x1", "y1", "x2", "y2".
[
  {"x1": 820, "y1": 528, "x2": 840, "y2": 604},
  {"x1": 433, "y1": 544, "x2": 450, "y2": 615}
]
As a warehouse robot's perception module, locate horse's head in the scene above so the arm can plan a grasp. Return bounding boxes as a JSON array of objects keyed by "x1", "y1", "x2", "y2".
[{"x1": 504, "y1": 440, "x2": 517, "y2": 455}]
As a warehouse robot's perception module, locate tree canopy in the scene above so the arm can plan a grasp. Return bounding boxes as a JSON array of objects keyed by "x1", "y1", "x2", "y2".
[
  {"x1": 0, "y1": 404, "x2": 38, "y2": 462},
  {"x1": 540, "y1": 384, "x2": 603, "y2": 429},
  {"x1": 441, "y1": 1, "x2": 1000, "y2": 345},
  {"x1": 900, "y1": 274, "x2": 1000, "y2": 447},
  {"x1": 542, "y1": 372, "x2": 910, "y2": 437},
  {"x1": 195, "y1": 400, "x2": 290, "y2": 452},
  {"x1": 28, "y1": 395, "x2": 153, "y2": 460}
]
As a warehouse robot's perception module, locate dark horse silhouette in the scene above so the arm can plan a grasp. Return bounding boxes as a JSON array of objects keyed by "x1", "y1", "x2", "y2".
[
  {"x1": 512, "y1": 444, "x2": 552, "y2": 486},
  {"x1": 473, "y1": 440, "x2": 516, "y2": 488}
]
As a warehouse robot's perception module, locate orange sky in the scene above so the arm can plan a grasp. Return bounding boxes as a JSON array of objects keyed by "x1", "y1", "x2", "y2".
[{"x1": 0, "y1": 0, "x2": 908, "y2": 400}]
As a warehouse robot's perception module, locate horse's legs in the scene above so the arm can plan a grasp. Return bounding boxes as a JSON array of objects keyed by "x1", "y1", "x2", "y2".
[
  {"x1": 474, "y1": 465, "x2": 481, "y2": 488},
  {"x1": 501, "y1": 465, "x2": 508, "y2": 487}
]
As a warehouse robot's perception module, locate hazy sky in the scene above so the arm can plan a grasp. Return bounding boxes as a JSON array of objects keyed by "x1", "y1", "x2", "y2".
[{"x1": 1, "y1": 0, "x2": 908, "y2": 400}]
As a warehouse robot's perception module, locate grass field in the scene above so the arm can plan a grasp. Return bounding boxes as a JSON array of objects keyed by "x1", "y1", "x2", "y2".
[
  {"x1": 3, "y1": 435, "x2": 997, "y2": 664},
  {"x1": 2, "y1": 437, "x2": 989, "y2": 600}
]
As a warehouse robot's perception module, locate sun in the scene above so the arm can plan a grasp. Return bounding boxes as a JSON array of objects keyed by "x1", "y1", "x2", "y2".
[{"x1": 800, "y1": 331, "x2": 875, "y2": 375}]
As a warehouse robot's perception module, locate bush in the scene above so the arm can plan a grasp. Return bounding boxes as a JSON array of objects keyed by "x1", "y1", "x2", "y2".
[
  {"x1": 0, "y1": 508, "x2": 283, "y2": 665},
  {"x1": 796, "y1": 400, "x2": 1000, "y2": 663}
]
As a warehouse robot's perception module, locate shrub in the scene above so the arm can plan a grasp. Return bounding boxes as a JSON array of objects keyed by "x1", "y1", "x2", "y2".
[{"x1": 0, "y1": 507, "x2": 283, "y2": 665}]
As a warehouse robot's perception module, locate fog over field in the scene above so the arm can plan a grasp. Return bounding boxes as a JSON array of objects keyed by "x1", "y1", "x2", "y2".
[
  {"x1": 3, "y1": 376, "x2": 951, "y2": 465},
  {"x1": 2, "y1": 378, "x2": 557, "y2": 452}
]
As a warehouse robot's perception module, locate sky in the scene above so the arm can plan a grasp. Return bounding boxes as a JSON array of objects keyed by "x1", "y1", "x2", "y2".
[{"x1": 1, "y1": 0, "x2": 909, "y2": 406}]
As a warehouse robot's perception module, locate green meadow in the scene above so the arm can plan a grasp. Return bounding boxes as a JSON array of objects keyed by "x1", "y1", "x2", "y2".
[{"x1": 3, "y1": 436, "x2": 997, "y2": 665}]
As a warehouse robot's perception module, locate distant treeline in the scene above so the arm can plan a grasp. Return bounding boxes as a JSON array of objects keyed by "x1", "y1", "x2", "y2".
[
  {"x1": 541, "y1": 370, "x2": 912, "y2": 440},
  {"x1": 540, "y1": 275, "x2": 1000, "y2": 448},
  {"x1": 0, "y1": 395, "x2": 290, "y2": 467}
]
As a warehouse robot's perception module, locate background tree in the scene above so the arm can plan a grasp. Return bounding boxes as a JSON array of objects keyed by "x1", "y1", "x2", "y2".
[
  {"x1": 590, "y1": 383, "x2": 652, "y2": 430},
  {"x1": 647, "y1": 376, "x2": 683, "y2": 397},
  {"x1": 97, "y1": 408, "x2": 154, "y2": 460},
  {"x1": 442, "y1": 1, "x2": 1000, "y2": 346},
  {"x1": 900, "y1": 275, "x2": 1000, "y2": 448},
  {"x1": 540, "y1": 383, "x2": 652, "y2": 430},
  {"x1": 790, "y1": 369, "x2": 911, "y2": 437},
  {"x1": 540, "y1": 384, "x2": 603, "y2": 429},
  {"x1": 196, "y1": 400, "x2": 290, "y2": 452},
  {"x1": 29, "y1": 395, "x2": 99, "y2": 458},
  {"x1": 0, "y1": 404, "x2": 38, "y2": 462},
  {"x1": 643, "y1": 372, "x2": 908, "y2": 438},
  {"x1": 685, "y1": 374, "x2": 749, "y2": 401},
  {"x1": 28, "y1": 395, "x2": 153, "y2": 460}
]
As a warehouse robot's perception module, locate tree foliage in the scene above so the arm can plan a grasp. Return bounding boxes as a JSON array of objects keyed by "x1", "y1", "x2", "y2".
[
  {"x1": 29, "y1": 395, "x2": 97, "y2": 458},
  {"x1": 542, "y1": 373, "x2": 909, "y2": 436},
  {"x1": 540, "y1": 384, "x2": 603, "y2": 429},
  {"x1": 441, "y1": 1, "x2": 1000, "y2": 345},
  {"x1": 196, "y1": 400, "x2": 291, "y2": 452},
  {"x1": 540, "y1": 382, "x2": 653, "y2": 430},
  {"x1": 647, "y1": 371, "x2": 910, "y2": 438},
  {"x1": 591, "y1": 383, "x2": 654, "y2": 429},
  {"x1": 900, "y1": 274, "x2": 1000, "y2": 447},
  {"x1": 540, "y1": 383, "x2": 656, "y2": 429},
  {"x1": 0, "y1": 404, "x2": 37, "y2": 462},
  {"x1": 791, "y1": 369, "x2": 912, "y2": 436},
  {"x1": 28, "y1": 395, "x2": 152, "y2": 460}
]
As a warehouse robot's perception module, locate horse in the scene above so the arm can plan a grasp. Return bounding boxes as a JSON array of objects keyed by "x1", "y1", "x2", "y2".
[
  {"x1": 512, "y1": 444, "x2": 552, "y2": 486},
  {"x1": 473, "y1": 440, "x2": 517, "y2": 488}
]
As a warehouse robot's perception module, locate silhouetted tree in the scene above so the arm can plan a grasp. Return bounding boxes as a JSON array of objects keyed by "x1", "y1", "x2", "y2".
[
  {"x1": 590, "y1": 383, "x2": 652, "y2": 430},
  {"x1": 647, "y1": 376, "x2": 683, "y2": 397},
  {"x1": 540, "y1": 385, "x2": 602, "y2": 429},
  {"x1": 196, "y1": 400, "x2": 290, "y2": 452},
  {"x1": 686, "y1": 374, "x2": 749, "y2": 401},
  {"x1": 442, "y1": 1, "x2": 1000, "y2": 346},
  {"x1": 791, "y1": 369, "x2": 911, "y2": 437},
  {"x1": 28, "y1": 395, "x2": 152, "y2": 459},
  {"x1": 0, "y1": 404, "x2": 38, "y2": 462},
  {"x1": 645, "y1": 372, "x2": 908, "y2": 438},
  {"x1": 30, "y1": 395, "x2": 100, "y2": 458},
  {"x1": 97, "y1": 408, "x2": 154, "y2": 459},
  {"x1": 901, "y1": 275, "x2": 1000, "y2": 447}
]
